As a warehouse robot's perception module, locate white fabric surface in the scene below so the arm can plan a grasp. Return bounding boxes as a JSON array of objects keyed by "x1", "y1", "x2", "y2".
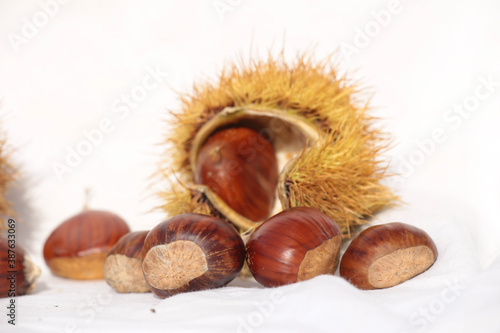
[
  {"x1": 5, "y1": 189, "x2": 500, "y2": 333},
  {"x1": 1, "y1": 0, "x2": 500, "y2": 332}
]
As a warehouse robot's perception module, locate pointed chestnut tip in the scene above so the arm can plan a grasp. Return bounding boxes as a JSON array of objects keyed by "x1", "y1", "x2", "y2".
[{"x1": 340, "y1": 222, "x2": 438, "y2": 290}]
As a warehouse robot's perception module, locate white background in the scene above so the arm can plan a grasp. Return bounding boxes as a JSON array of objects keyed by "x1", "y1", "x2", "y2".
[{"x1": 0, "y1": 0, "x2": 499, "y2": 332}]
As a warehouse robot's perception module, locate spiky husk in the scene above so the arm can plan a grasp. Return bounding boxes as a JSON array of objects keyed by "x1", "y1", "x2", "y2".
[
  {"x1": 280, "y1": 131, "x2": 396, "y2": 237},
  {"x1": 161, "y1": 184, "x2": 220, "y2": 218},
  {"x1": 158, "y1": 52, "x2": 397, "y2": 237}
]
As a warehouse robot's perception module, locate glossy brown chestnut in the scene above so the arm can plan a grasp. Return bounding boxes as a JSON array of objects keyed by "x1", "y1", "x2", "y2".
[
  {"x1": 43, "y1": 210, "x2": 130, "y2": 280},
  {"x1": 141, "y1": 213, "x2": 245, "y2": 298},
  {"x1": 195, "y1": 127, "x2": 278, "y2": 222},
  {"x1": 0, "y1": 237, "x2": 41, "y2": 298},
  {"x1": 340, "y1": 222, "x2": 438, "y2": 290},
  {"x1": 103, "y1": 231, "x2": 150, "y2": 293},
  {"x1": 246, "y1": 207, "x2": 342, "y2": 287}
]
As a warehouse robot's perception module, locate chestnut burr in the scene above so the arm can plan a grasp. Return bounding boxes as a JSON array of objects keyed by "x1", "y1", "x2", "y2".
[
  {"x1": 141, "y1": 213, "x2": 245, "y2": 298},
  {"x1": 340, "y1": 222, "x2": 438, "y2": 290}
]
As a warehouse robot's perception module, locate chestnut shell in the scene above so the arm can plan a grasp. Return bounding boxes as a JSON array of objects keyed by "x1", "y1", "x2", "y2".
[
  {"x1": 195, "y1": 127, "x2": 278, "y2": 222},
  {"x1": 106, "y1": 230, "x2": 148, "y2": 259},
  {"x1": 103, "y1": 231, "x2": 150, "y2": 293},
  {"x1": 1, "y1": 237, "x2": 40, "y2": 297},
  {"x1": 246, "y1": 207, "x2": 342, "y2": 287},
  {"x1": 141, "y1": 213, "x2": 245, "y2": 298},
  {"x1": 339, "y1": 222, "x2": 438, "y2": 290},
  {"x1": 43, "y1": 210, "x2": 130, "y2": 279}
]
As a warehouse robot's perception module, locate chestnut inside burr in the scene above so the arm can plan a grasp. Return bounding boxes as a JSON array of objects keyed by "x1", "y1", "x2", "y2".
[
  {"x1": 190, "y1": 107, "x2": 320, "y2": 228},
  {"x1": 190, "y1": 108, "x2": 319, "y2": 177},
  {"x1": 367, "y1": 245, "x2": 435, "y2": 289},
  {"x1": 195, "y1": 126, "x2": 278, "y2": 222},
  {"x1": 142, "y1": 241, "x2": 208, "y2": 290}
]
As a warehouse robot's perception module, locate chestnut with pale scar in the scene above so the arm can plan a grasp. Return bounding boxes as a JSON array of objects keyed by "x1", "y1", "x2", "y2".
[
  {"x1": 43, "y1": 210, "x2": 130, "y2": 280},
  {"x1": 339, "y1": 222, "x2": 438, "y2": 290},
  {"x1": 103, "y1": 230, "x2": 150, "y2": 293},
  {"x1": 246, "y1": 207, "x2": 342, "y2": 287},
  {"x1": 141, "y1": 213, "x2": 245, "y2": 298}
]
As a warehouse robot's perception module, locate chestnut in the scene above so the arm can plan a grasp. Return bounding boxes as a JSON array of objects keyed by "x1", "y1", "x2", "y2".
[
  {"x1": 0, "y1": 237, "x2": 41, "y2": 297},
  {"x1": 339, "y1": 222, "x2": 438, "y2": 290},
  {"x1": 141, "y1": 213, "x2": 245, "y2": 298},
  {"x1": 103, "y1": 231, "x2": 150, "y2": 293},
  {"x1": 195, "y1": 127, "x2": 278, "y2": 222},
  {"x1": 246, "y1": 207, "x2": 342, "y2": 287},
  {"x1": 43, "y1": 210, "x2": 130, "y2": 279}
]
